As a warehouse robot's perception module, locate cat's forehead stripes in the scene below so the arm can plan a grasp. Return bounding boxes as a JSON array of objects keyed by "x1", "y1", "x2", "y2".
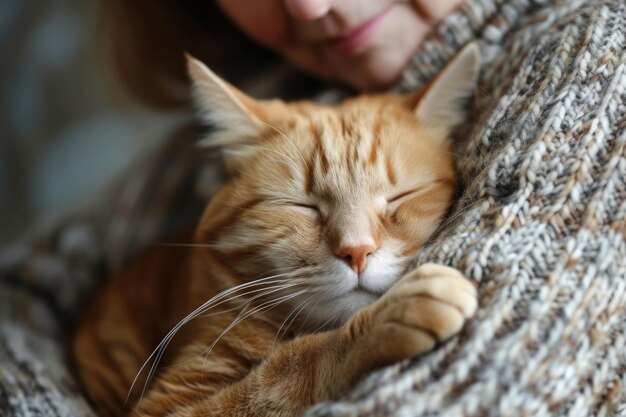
[
  {"x1": 305, "y1": 121, "x2": 328, "y2": 195},
  {"x1": 300, "y1": 107, "x2": 396, "y2": 197},
  {"x1": 368, "y1": 115, "x2": 383, "y2": 165}
]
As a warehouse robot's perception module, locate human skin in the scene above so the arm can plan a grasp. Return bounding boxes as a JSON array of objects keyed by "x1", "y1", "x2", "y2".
[{"x1": 216, "y1": 0, "x2": 466, "y2": 91}]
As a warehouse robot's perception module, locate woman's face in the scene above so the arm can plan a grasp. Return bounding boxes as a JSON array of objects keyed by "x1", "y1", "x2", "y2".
[{"x1": 216, "y1": 0, "x2": 462, "y2": 91}]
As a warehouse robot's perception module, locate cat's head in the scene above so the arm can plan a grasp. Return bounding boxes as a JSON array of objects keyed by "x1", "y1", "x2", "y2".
[{"x1": 188, "y1": 44, "x2": 479, "y2": 327}]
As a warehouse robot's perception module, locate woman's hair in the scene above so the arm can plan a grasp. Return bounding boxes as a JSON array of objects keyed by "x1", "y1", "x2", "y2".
[{"x1": 100, "y1": 0, "x2": 277, "y2": 109}]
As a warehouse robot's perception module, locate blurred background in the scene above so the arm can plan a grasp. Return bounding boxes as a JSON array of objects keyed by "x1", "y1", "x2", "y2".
[
  {"x1": 0, "y1": 0, "x2": 324, "y2": 247},
  {"x1": 0, "y1": 0, "x2": 184, "y2": 245}
]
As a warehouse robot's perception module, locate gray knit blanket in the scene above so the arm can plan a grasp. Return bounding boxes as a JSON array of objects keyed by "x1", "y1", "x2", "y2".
[{"x1": 2, "y1": 0, "x2": 625, "y2": 416}]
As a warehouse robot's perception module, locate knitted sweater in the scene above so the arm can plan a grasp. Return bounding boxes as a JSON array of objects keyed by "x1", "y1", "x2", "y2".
[{"x1": 1, "y1": 0, "x2": 625, "y2": 416}]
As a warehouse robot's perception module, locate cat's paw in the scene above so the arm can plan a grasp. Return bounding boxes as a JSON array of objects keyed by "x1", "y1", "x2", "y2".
[{"x1": 348, "y1": 263, "x2": 477, "y2": 366}]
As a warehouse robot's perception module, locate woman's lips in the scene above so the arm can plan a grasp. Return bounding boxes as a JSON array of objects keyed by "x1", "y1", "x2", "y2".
[{"x1": 328, "y1": 7, "x2": 392, "y2": 54}]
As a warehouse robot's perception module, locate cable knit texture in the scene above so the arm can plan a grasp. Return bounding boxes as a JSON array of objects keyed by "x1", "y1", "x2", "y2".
[{"x1": 1, "y1": 0, "x2": 625, "y2": 416}]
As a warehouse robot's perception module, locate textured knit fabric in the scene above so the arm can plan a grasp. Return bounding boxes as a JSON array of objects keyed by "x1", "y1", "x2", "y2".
[{"x1": 2, "y1": 0, "x2": 626, "y2": 416}]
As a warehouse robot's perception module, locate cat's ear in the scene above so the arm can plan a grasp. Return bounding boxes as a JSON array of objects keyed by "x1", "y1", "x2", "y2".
[
  {"x1": 414, "y1": 43, "x2": 480, "y2": 134},
  {"x1": 186, "y1": 54, "x2": 266, "y2": 146}
]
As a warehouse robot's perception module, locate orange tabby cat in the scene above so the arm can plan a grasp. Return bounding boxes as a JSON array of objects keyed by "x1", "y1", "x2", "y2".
[{"x1": 73, "y1": 44, "x2": 480, "y2": 417}]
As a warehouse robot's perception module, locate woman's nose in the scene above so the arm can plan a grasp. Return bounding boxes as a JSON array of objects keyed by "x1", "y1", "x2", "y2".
[{"x1": 284, "y1": 0, "x2": 333, "y2": 20}]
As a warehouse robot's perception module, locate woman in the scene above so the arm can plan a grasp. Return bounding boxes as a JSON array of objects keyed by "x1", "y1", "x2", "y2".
[
  {"x1": 102, "y1": 0, "x2": 464, "y2": 104},
  {"x1": 1, "y1": 0, "x2": 625, "y2": 416}
]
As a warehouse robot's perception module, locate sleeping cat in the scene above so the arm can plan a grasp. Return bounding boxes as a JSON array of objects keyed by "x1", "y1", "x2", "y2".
[{"x1": 73, "y1": 44, "x2": 480, "y2": 417}]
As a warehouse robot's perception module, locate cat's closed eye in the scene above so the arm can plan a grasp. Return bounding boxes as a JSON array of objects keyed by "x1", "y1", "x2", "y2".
[
  {"x1": 289, "y1": 202, "x2": 321, "y2": 215},
  {"x1": 386, "y1": 185, "x2": 429, "y2": 204}
]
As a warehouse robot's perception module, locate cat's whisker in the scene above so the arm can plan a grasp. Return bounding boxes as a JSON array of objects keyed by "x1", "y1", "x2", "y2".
[
  {"x1": 199, "y1": 283, "x2": 304, "y2": 317},
  {"x1": 329, "y1": 313, "x2": 344, "y2": 331},
  {"x1": 207, "y1": 289, "x2": 308, "y2": 354},
  {"x1": 193, "y1": 281, "x2": 310, "y2": 323},
  {"x1": 168, "y1": 279, "x2": 295, "y2": 333},
  {"x1": 140, "y1": 279, "x2": 304, "y2": 396},
  {"x1": 129, "y1": 271, "x2": 308, "y2": 402},
  {"x1": 272, "y1": 295, "x2": 314, "y2": 348},
  {"x1": 176, "y1": 267, "x2": 314, "y2": 319},
  {"x1": 312, "y1": 311, "x2": 343, "y2": 333},
  {"x1": 199, "y1": 289, "x2": 307, "y2": 380},
  {"x1": 295, "y1": 299, "x2": 316, "y2": 336},
  {"x1": 133, "y1": 264, "x2": 320, "y2": 401},
  {"x1": 280, "y1": 296, "x2": 314, "y2": 338},
  {"x1": 150, "y1": 281, "x2": 305, "y2": 377}
]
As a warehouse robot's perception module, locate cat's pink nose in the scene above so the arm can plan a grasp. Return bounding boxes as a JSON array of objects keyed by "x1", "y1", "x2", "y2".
[{"x1": 337, "y1": 245, "x2": 377, "y2": 274}]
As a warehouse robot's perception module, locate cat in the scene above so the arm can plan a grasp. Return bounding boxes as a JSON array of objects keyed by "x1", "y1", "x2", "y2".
[{"x1": 73, "y1": 43, "x2": 480, "y2": 417}]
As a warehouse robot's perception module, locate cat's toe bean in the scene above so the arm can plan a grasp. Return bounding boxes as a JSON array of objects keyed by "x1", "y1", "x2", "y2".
[
  {"x1": 401, "y1": 276, "x2": 477, "y2": 318},
  {"x1": 396, "y1": 298, "x2": 465, "y2": 342},
  {"x1": 393, "y1": 264, "x2": 477, "y2": 317}
]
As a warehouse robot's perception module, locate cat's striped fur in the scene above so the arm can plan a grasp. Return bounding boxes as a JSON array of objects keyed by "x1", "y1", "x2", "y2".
[{"x1": 73, "y1": 44, "x2": 480, "y2": 417}]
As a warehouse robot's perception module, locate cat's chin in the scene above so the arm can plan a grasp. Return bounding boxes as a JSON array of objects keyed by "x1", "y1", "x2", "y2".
[
  {"x1": 347, "y1": 288, "x2": 379, "y2": 307},
  {"x1": 300, "y1": 289, "x2": 378, "y2": 330},
  {"x1": 349, "y1": 285, "x2": 385, "y2": 307}
]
